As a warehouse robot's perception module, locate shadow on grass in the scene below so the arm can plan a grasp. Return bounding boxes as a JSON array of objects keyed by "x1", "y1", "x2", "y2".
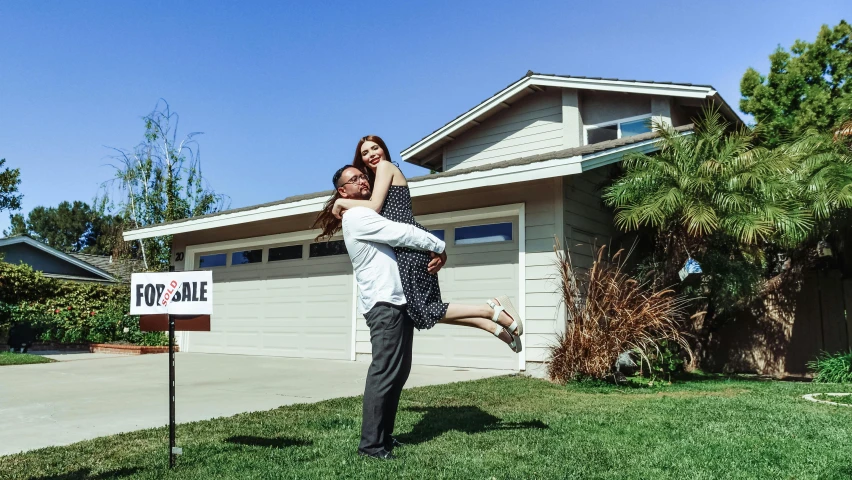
[
  {"x1": 26, "y1": 467, "x2": 140, "y2": 480},
  {"x1": 225, "y1": 436, "x2": 313, "y2": 449},
  {"x1": 397, "y1": 406, "x2": 547, "y2": 445},
  {"x1": 665, "y1": 371, "x2": 811, "y2": 383}
]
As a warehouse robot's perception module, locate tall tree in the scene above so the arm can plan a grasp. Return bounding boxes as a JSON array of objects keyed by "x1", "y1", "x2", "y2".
[
  {"x1": 4, "y1": 213, "x2": 27, "y2": 237},
  {"x1": 100, "y1": 101, "x2": 228, "y2": 271},
  {"x1": 4, "y1": 200, "x2": 126, "y2": 255},
  {"x1": 0, "y1": 158, "x2": 23, "y2": 214},
  {"x1": 25, "y1": 201, "x2": 95, "y2": 252},
  {"x1": 740, "y1": 20, "x2": 852, "y2": 147}
]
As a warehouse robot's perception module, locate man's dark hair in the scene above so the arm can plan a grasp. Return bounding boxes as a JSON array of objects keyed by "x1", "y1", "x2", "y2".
[
  {"x1": 332, "y1": 165, "x2": 358, "y2": 189},
  {"x1": 315, "y1": 164, "x2": 363, "y2": 242}
]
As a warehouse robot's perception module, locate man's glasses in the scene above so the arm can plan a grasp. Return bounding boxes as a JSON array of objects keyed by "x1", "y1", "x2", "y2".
[{"x1": 340, "y1": 174, "x2": 369, "y2": 187}]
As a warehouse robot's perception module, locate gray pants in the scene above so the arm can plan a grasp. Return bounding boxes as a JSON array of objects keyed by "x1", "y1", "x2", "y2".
[{"x1": 359, "y1": 302, "x2": 414, "y2": 455}]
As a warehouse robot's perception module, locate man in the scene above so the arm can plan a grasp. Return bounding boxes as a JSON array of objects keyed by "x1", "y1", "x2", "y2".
[{"x1": 333, "y1": 165, "x2": 446, "y2": 460}]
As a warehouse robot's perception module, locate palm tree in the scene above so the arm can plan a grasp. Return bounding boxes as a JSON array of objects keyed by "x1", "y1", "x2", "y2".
[
  {"x1": 791, "y1": 119, "x2": 852, "y2": 223},
  {"x1": 603, "y1": 108, "x2": 813, "y2": 248}
]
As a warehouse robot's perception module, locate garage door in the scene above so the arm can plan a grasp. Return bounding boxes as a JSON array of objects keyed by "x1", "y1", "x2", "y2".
[
  {"x1": 412, "y1": 218, "x2": 519, "y2": 370},
  {"x1": 184, "y1": 241, "x2": 353, "y2": 360}
]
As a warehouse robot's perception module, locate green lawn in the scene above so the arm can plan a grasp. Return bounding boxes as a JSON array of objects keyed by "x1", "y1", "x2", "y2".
[
  {"x1": 0, "y1": 352, "x2": 55, "y2": 366},
  {"x1": 3, "y1": 375, "x2": 852, "y2": 479},
  {"x1": 813, "y1": 393, "x2": 852, "y2": 406}
]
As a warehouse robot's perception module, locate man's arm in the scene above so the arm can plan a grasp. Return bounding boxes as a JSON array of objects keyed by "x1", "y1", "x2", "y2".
[{"x1": 343, "y1": 207, "x2": 445, "y2": 253}]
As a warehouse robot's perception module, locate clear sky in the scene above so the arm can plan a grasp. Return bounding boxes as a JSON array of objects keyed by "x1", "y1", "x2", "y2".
[{"x1": 0, "y1": 1, "x2": 847, "y2": 232}]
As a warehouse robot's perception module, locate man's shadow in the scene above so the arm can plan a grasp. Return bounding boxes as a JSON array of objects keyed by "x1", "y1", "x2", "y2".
[
  {"x1": 397, "y1": 406, "x2": 547, "y2": 445},
  {"x1": 26, "y1": 467, "x2": 140, "y2": 480}
]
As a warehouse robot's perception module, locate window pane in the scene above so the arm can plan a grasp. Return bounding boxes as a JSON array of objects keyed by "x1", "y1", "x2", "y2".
[
  {"x1": 309, "y1": 240, "x2": 348, "y2": 257},
  {"x1": 199, "y1": 253, "x2": 226, "y2": 268},
  {"x1": 269, "y1": 245, "x2": 303, "y2": 262},
  {"x1": 455, "y1": 222, "x2": 513, "y2": 245},
  {"x1": 430, "y1": 229, "x2": 445, "y2": 241},
  {"x1": 587, "y1": 124, "x2": 618, "y2": 144},
  {"x1": 620, "y1": 118, "x2": 651, "y2": 137},
  {"x1": 231, "y1": 249, "x2": 262, "y2": 265}
]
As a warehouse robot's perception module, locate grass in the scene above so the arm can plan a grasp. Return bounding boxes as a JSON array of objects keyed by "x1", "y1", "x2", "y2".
[
  {"x1": 812, "y1": 393, "x2": 852, "y2": 406},
  {"x1": 0, "y1": 352, "x2": 55, "y2": 366},
  {"x1": 3, "y1": 375, "x2": 852, "y2": 479}
]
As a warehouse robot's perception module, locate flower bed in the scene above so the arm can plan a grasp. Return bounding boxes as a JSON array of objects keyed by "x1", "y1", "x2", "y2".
[{"x1": 89, "y1": 343, "x2": 178, "y2": 355}]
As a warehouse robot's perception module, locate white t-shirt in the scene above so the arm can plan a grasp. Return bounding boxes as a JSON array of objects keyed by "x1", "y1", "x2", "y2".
[{"x1": 341, "y1": 207, "x2": 445, "y2": 315}]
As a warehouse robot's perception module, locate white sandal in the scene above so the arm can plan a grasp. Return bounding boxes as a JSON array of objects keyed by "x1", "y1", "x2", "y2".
[
  {"x1": 486, "y1": 296, "x2": 524, "y2": 336},
  {"x1": 491, "y1": 324, "x2": 522, "y2": 353}
]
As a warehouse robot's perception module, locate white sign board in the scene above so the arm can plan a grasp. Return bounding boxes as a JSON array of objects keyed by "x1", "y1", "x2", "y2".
[{"x1": 130, "y1": 271, "x2": 213, "y2": 315}]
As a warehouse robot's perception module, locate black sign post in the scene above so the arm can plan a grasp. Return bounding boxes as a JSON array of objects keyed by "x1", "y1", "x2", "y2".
[
  {"x1": 139, "y1": 313, "x2": 209, "y2": 470},
  {"x1": 132, "y1": 271, "x2": 213, "y2": 471},
  {"x1": 168, "y1": 314, "x2": 177, "y2": 468}
]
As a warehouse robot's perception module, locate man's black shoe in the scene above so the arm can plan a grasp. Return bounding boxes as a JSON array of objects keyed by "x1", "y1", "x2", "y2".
[
  {"x1": 389, "y1": 437, "x2": 405, "y2": 449},
  {"x1": 358, "y1": 449, "x2": 395, "y2": 460}
]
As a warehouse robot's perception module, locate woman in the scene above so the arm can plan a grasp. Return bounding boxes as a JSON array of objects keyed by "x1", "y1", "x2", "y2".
[{"x1": 315, "y1": 135, "x2": 523, "y2": 352}]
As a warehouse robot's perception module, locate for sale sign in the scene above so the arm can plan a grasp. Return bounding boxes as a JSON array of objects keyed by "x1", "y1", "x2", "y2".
[{"x1": 130, "y1": 271, "x2": 213, "y2": 315}]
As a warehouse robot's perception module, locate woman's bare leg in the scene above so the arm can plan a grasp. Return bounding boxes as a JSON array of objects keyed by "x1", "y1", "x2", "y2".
[
  {"x1": 439, "y1": 317, "x2": 515, "y2": 345},
  {"x1": 442, "y1": 303, "x2": 519, "y2": 335}
]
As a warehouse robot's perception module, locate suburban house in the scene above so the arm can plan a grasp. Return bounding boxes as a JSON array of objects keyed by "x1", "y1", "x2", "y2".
[
  {"x1": 124, "y1": 72, "x2": 740, "y2": 376},
  {"x1": 0, "y1": 235, "x2": 136, "y2": 284}
]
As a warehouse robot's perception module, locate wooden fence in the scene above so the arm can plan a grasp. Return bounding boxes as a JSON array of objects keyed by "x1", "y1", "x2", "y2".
[{"x1": 700, "y1": 269, "x2": 851, "y2": 376}]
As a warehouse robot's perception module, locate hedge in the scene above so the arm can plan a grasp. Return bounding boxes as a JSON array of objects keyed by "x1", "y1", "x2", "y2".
[{"x1": 0, "y1": 261, "x2": 166, "y2": 346}]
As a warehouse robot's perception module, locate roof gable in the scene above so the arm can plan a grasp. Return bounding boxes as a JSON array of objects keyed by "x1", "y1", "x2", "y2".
[
  {"x1": 0, "y1": 236, "x2": 118, "y2": 282},
  {"x1": 401, "y1": 71, "x2": 739, "y2": 169}
]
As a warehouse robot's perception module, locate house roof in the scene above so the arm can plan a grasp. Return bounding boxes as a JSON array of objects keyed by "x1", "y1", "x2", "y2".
[
  {"x1": 124, "y1": 125, "x2": 693, "y2": 241},
  {"x1": 400, "y1": 71, "x2": 740, "y2": 169},
  {"x1": 42, "y1": 272, "x2": 119, "y2": 284},
  {"x1": 69, "y1": 253, "x2": 144, "y2": 283},
  {"x1": 0, "y1": 235, "x2": 119, "y2": 283}
]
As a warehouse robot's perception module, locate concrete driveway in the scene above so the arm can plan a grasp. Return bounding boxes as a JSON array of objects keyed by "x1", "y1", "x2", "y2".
[{"x1": 0, "y1": 352, "x2": 510, "y2": 456}]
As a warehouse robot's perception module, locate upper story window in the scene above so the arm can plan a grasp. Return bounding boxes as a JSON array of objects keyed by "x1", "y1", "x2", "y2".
[
  {"x1": 429, "y1": 229, "x2": 445, "y2": 241},
  {"x1": 585, "y1": 115, "x2": 652, "y2": 145}
]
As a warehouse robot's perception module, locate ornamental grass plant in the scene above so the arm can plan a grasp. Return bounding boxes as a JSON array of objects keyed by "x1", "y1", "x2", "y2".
[{"x1": 548, "y1": 243, "x2": 694, "y2": 382}]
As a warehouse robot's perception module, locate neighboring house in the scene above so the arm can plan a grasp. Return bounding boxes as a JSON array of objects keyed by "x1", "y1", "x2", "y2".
[
  {"x1": 0, "y1": 235, "x2": 143, "y2": 284},
  {"x1": 67, "y1": 253, "x2": 144, "y2": 283},
  {"x1": 124, "y1": 71, "x2": 741, "y2": 376}
]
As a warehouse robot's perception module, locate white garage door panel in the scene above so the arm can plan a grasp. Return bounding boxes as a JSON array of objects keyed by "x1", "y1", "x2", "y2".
[
  {"x1": 412, "y1": 219, "x2": 519, "y2": 370},
  {"x1": 186, "y1": 253, "x2": 353, "y2": 360}
]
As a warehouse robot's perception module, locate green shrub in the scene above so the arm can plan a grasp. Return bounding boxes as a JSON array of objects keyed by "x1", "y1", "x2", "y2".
[
  {"x1": 642, "y1": 340, "x2": 687, "y2": 379},
  {"x1": 808, "y1": 350, "x2": 852, "y2": 384},
  {"x1": 0, "y1": 261, "x2": 166, "y2": 346}
]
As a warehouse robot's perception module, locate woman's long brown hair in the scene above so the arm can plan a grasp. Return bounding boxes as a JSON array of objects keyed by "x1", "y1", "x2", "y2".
[
  {"x1": 313, "y1": 165, "x2": 359, "y2": 241},
  {"x1": 351, "y1": 135, "x2": 393, "y2": 188}
]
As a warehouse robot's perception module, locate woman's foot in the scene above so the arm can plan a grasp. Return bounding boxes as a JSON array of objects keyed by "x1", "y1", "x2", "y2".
[
  {"x1": 491, "y1": 325, "x2": 522, "y2": 353},
  {"x1": 488, "y1": 298, "x2": 520, "y2": 336}
]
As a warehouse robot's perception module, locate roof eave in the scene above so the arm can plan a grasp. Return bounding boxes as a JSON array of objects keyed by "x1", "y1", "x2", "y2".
[{"x1": 124, "y1": 132, "x2": 685, "y2": 241}]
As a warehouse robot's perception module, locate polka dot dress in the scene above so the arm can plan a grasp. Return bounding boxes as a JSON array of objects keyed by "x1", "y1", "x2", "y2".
[{"x1": 381, "y1": 185, "x2": 448, "y2": 330}]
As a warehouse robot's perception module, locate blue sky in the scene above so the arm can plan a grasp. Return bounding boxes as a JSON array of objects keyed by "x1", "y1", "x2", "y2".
[{"x1": 0, "y1": 1, "x2": 847, "y2": 232}]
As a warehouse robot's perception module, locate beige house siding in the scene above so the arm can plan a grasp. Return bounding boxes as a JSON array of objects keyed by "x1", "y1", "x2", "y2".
[
  {"x1": 444, "y1": 89, "x2": 564, "y2": 171},
  {"x1": 580, "y1": 91, "x2": 651, "y2": 126},
  {"x1": 563, "y1": 170, "x2": 618, "y2": 272}
]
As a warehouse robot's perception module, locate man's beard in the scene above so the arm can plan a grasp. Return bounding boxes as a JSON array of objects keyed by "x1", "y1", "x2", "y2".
[{"x1": 350, "y1": 189, "x2": 371, "y2": 200}]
